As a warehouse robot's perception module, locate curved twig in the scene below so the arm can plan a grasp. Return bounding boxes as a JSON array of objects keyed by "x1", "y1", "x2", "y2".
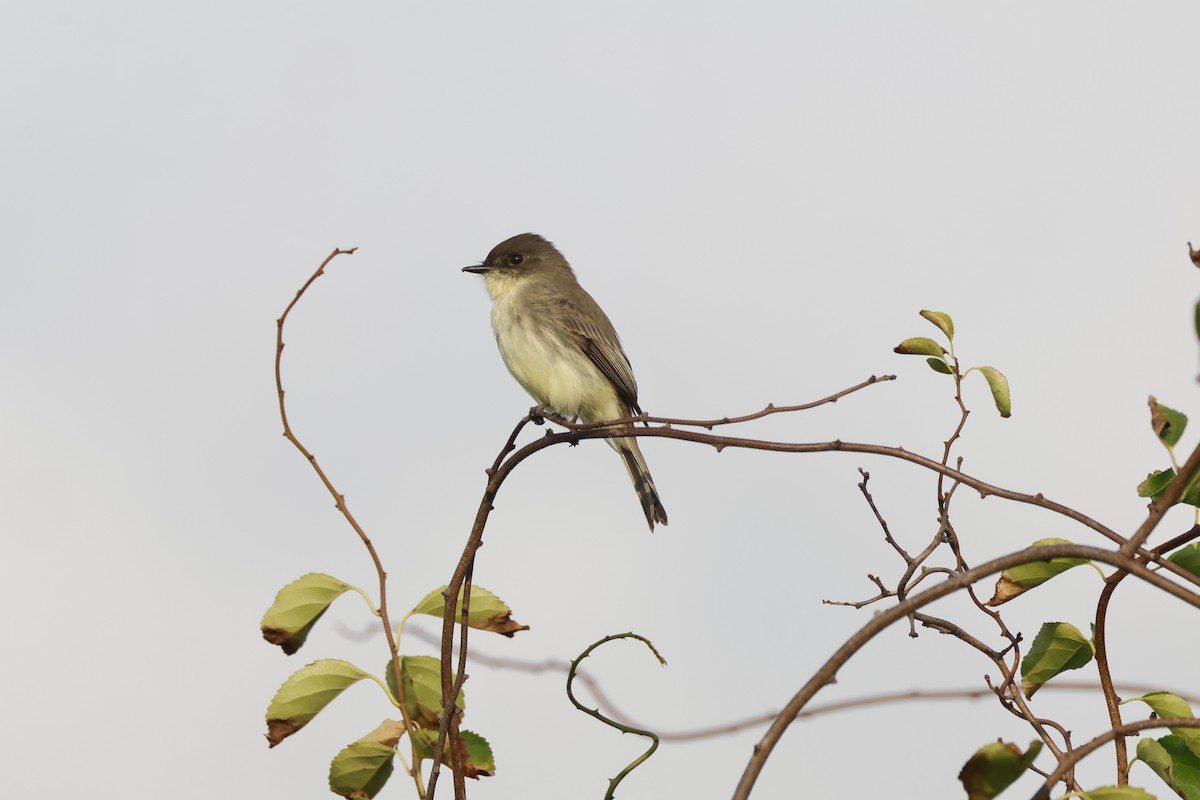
[
  {"x1": 341, "y1": 622, "x2": 1200, "y2": 745},
  {"x1": 566, "y1": 633, "x2": 666, "y2": 800},
  {"x1": 274, "y1": 248, "x2": 423, "y2": 793},
  {"x1": 1030, "y1": 717, "x2": 1200, "y2": 800},
  {"x1": 730, "y1": 543, "x2": 1200, "y2": 800}
]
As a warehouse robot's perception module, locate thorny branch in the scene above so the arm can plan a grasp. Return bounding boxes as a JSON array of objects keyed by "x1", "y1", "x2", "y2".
[
  {"x1": 277, "y1": 251, "x2": 1200, "y2": 800},
  {"x1": 274, "y1": 248, "x2": 425, "y2": 796},
  {"x1": 432, "y1": 406, "x2": 1200, "y2": 799},
  {"x1": 730, "y1": 543, "x2": 1200, "y2": 800},
  {"x1": 427, "y1": 376, "x2": 901, "y2": 799}
]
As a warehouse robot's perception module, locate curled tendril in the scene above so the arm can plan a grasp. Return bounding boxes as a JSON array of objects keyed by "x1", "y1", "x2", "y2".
[{"x1": 566, "y1": 632, "x2": 666, "y2": 799}]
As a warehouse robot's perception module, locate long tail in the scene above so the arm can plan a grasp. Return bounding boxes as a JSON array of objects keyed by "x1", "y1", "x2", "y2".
[{"x1": 611, "y1": 437, "x2": 668, "y2": 531}]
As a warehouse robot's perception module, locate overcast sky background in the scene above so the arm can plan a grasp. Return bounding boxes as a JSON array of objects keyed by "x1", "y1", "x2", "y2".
[{"x1": 5, "y1": 3, "x2": 1200, "y2": 798}]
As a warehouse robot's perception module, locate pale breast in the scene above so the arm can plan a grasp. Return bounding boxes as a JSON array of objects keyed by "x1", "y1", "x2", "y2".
[{"x1": 490, "y1": 289, "x2": 618, "y2": 421}]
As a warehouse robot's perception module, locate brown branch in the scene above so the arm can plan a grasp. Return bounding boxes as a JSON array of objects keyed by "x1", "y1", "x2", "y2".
[
  {"x1": 857, "y1": 469, "x2": 911, "y2": 562},
  {"x1": 426, "y1": 413, "x2": 541, "y2": 799},
  {"x1": 425, "y1": 385, "x2": 1199, "y2": 799},
  {"x1": 730, "y1": 543, "x2": 1200, "y2": 800},
  {"x1": 915, "y1": 612, "x2": 1073, "y2": 786},
  {"x1": 552, "y1": 426, "x2": 1200, "y2": 587},
  {"x1": 428, "y1": 378, "x2": 900, "y2": 799},
  {"x1": 274, "y1": 248, "x2": 423, "y2": 793},
  {"x1": 1030, "y1": 717, "x2": 1200, "y2": 800},
  {"x1": 1093, "y1": 524, "x2": 1200, "y2": 784},
  {"x1": 630, "y1": 374, "x2": 897, "y2": 429}
]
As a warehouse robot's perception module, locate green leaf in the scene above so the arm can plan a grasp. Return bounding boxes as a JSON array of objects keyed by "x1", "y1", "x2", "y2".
[
  {"x1": 957, "y1": 740, "x2": 1042, "y2": 800},
  {"x1": 919, "y1": 309, "x2": 955, "y2": 341},
  {"x1": 411, "y1": 729, "x2": 496, "y2": 779},
  {"x1": 1136, "y1": 468, "x2": 1200, "y2": 508},
  {"x1": 461, "y1": 731, "x2": 495, "y2": 776},
  {"x1": 986, "y1": 538, "x2": 1093, "y2": 606},
  {"x1": 329, "y1": 741, "x2": 396, "y2": 799},
  {"x1": 384, "y1": 658, "x2": 400, "y2": 709},
  {"x1": 401, "y1": 655, "x2": 464, "y2": 728},
  {"x1": 1020, "y1": 622, "x2": 1094, "y2": 699},
  {"x1": 261, "y1": 573, "x2": 355, "y2": 655},
  {"x1": 894, "y1": 336, "x2": 945, "y2": 358},
  {"x1": 926, "y1": 357, "x2": 954, "y2": 374},
  {"x1": 1082, "y1": 787, "x2": 1157, "y2": 799},
  {"x1": 1181, "y1": 469, "x2": 1200, "y2": 509},
  {"x1": 975, "y1": 366, "x2": 1012, "y2": 418},
  {"x1": 1150, "y1": 400, "x2": 1188, "y2": 448},
  {"x1": 1138, "y1": 469, "x2": 1176, "y2": 499},
  {"x1": 1136, "y1": 735, "x2": 1200, "y2": 800},
  {"x1": 1167, "y1": 543, "x2": 1200, "y2": 578},
  {"x1": 1122, "y1": 692, "x2": 1200, "y2": 755},
  {"x1": 1136, "y1": 738, "x2": 1176, "y2": 790},
  {"x1": 358, "y1": 719, "x2": 405, "y2": 748},
  {"x1": 411, "y1": 585, "x2": 529, "y2": 637},
  {"x1": 265, "y1": 659, "x2": 374, "y2": 747}
]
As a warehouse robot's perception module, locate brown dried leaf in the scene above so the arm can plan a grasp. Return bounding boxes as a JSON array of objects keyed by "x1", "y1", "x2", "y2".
[
  {"x1": 986, "y1": 576, "x2": 1025, "y2": 607},
  {"x1": 266, "y1": 718, "x2": 302, "y2": 748}
]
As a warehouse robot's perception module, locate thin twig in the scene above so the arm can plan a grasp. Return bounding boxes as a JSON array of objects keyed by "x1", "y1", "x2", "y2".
[
  {"x1": 566, "y1": 633, "x2": 665, "y2": 800},
  {"x1": 857, "y1": 469, "x2": 911, "y2": 561},
  {"x1": 730, "y1": 543, "x2": 1200, "y2": 800},
  {"x1": 344, "y1": 622, "x2": 1200, "y2": 745},
  {"x1": 1093, "y1": 524, "x2": 1200, "y2": 784},
  {"x1": 559, "y1": 374, "x2": 897, "y2": 431},
  {"x1": 1030, "y1": 718, "x2": 1200, "y2": 800},
  {"x1": 274, "y1": 248, "x2": 423, "y2": 795}
]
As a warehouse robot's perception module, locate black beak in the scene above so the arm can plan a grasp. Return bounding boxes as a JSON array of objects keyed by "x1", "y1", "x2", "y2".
[{"x1": 462, "y1": 264, "x2": 489, "y2": 274}]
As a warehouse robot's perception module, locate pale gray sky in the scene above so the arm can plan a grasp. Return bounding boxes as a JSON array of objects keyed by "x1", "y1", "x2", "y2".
[{"x1": 4, "y1": 3, "x2": 1200, "y2": 798}]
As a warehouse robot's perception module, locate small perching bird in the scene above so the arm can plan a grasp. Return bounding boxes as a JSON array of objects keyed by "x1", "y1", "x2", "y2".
[{"x1": 463, "y1": 233, "x2": 668, "y2": 530}]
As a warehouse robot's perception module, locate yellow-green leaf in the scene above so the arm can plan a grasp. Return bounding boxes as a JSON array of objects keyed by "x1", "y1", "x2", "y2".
[
  {"x1": 957, "y1": 740, "x2": 1042, "y2": 800},
  {"x1": 1020, "y1": 622, "x2": 1094, "y2": 699},
  {"x1": 976, "y1": 366, "x2": 1012, "y2": 418},
  {"x1": 894, "y1": 336, "x2": 945, "y2": 358},
  {"x1": 265, "y1": 659, "x2": 374, "y2": 747},
  {"x1": 1138, "y1": 469, "x2": 1176, "y2": 499},
  {"x1": 919, "y1": 309, "x2": 955, "y2": 341},
  {"x1": 1167, "y1": 543, "x2": 1200, "y2": 578},
  {"x1": 1082, "y1": 787, "x2": 1157, "y2": 799},
  {"x1": 261, "y1": 573, "x2": 355, "y2": 655},
  {"x1": 411, "y1": 585, "x2": 529, "y2": 637},
  {"x1": 1150, "y1": 399, "x2": 1188, "y2": 448},
  {"x1": 411, "y1": 729, "x2": 495, "y2": 779},
  {"x1": 1122, "y1": 692, "x2": 1200, "y2": 755},
  {"x1": 987, "y1": 539, "x2": 1093, "y2": 606},
  {"x1": 1135, "y1": 735, "x2": 1200, "y2": 800},
  {"x1": 401, "y1": 655, "x2": 464, "y2": 728},
  {"x1": 926, "y1": 357, "x2": 954, "y2": 375},
  {"x1": 1136, "y1": 737, "x2": 1175, "y2": 788},
  {"x1": 329, "y1": 741, "x2": 396, "y2": 799}
]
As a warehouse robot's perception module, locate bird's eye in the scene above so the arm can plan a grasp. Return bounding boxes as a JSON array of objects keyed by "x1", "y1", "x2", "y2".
[{"x1": 507, "y1": 253, "x2": 524, "y2": 266}]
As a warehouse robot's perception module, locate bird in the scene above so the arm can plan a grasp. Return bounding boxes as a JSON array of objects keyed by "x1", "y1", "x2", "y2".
[{"x1": 463, "y1": 233, "x2": 668, "y2": 530}]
